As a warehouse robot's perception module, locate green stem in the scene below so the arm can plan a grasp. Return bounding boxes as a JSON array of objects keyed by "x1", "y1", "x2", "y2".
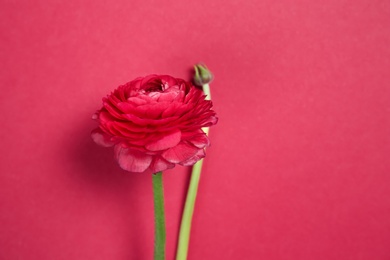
[
  {"x1": 176, "y1": 159, "x2": 204, "y2": 260},
  {"x1": 153, "y1": 172, "x2": 166, "y2": 260},
  {"x1": 176, "y1": 83, "x2": 211, "y2": 260},
  {"x1": 202, "y1": 83, "x2": 211, "y2": 101}
]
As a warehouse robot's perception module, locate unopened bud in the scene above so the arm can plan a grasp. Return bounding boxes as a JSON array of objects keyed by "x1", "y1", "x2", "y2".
[{"x1": 193, "y1": 63, "x2": 213, "y2": 86}]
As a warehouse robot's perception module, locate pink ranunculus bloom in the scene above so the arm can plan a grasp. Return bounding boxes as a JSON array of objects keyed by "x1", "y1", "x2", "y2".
[{"x1": 91, "y1": 75, "x2": 217, "y2": 174}]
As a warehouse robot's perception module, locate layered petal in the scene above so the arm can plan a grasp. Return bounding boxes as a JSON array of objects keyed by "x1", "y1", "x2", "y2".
[
  {"x1": 115, "y1": 145, "x2": 153, "y2": 173},
  {"x1": 186, "y1": 132, "x2": 210, "y2": 148},
  {"x1": 91, "y1": 128, "x2": 116, "y2": 147},
  {"x1": 145, "y1": 130, "x2": 181, "y2": 151},
  {"x1": 92, "y1": 75, "x2": 217, "y2": 173},
  {"x1": 149, "y1": 156, "x2": 175, "y2": 173},
  {"x1": 180, "y1": 149, "x2": 206, "y2": 166},
  {"x1": 161, "y1": 142, "x2": 199, "y2": 164}
]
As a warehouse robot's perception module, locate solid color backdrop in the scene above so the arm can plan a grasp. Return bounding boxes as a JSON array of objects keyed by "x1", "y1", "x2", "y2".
[{"x1": 1, "y1": 0, "x2": 389, "y2": 259}]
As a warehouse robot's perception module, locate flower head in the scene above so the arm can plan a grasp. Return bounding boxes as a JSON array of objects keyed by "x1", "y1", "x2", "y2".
[{"x1": 92, "y1": 75, "x2": 217, "y2": 174}]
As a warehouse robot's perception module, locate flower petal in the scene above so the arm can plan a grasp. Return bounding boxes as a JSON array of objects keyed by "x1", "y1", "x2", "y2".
[
  {"x1": 158, "y1": 91, "x2": 179, "y2": 102},
  {"x1": 145, "y1": 130, "x2": 181, "y2": 151},
  {"x1": 149, "y1": 156, "x2": 175, "y2": 173},
  {"x1": 161, "y1": 102, "x2": 181, "y2": 117},
  {"x1": 161, "y1": 142, "x2": 199, "y2": 163},
  {"x1": 115, "y1": 145, "x2": 153, "y2": 172},
  {"x1": 180, "y1": 148, "x2": 205, "y2": 166},
  {"x1": 187, "y1": 132, "x2": 210, "y2": 148},
  {"x1": 91, "y1": 128, "x2": 116, "y2": 147},
  {"x1": 127, "y1": 96, "x2": 148, "y2": 106},
  {"x1": 136, "y1": 102, "x2": 170, "y2": 118}
]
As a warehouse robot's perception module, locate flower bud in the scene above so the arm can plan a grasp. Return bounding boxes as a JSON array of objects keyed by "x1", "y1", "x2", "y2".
[{"x1": 193, "y1": 63, "x2": 213, "y2": 86}]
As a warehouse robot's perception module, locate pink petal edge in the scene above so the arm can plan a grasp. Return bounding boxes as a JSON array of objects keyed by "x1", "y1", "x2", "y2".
[
  {"x1": 91, "y1": 128, "x2": 116, "y2": 147},
  {"x1": 161, "y1": 142, "x2": 199, "y2": 163},
  {"x1": 145, "y1": 130, "x2": 182, "y2": 151},
  {"x1": 115, "y1": 145, "x2": 153, "y2": 173}
]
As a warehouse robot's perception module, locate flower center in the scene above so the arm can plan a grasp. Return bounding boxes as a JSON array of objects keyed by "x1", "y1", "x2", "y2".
[{"x1": 144, "y1": 79, "x2": 165, "y2": 92}]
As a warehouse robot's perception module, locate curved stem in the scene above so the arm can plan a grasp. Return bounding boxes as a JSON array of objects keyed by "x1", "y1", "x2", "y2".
[
  {"x1": 176, "y1": 159, "x2": 203, "y2": 260},
  {"x1": 176, "y1": 83, "x2": 211, "y2": 260},
  {"x1": 153, "y1": 172, "x2": 166, "y2": 260}
]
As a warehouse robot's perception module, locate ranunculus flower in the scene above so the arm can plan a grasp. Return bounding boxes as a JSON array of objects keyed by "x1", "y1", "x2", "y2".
[{"x1": 91, "y1": 75, "x2": 217, "y2": 174}]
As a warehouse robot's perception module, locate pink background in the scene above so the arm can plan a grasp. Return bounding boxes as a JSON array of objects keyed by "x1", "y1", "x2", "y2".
[{"x1": 1, "y1": 0, "x2": 390, "y2": 259}]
